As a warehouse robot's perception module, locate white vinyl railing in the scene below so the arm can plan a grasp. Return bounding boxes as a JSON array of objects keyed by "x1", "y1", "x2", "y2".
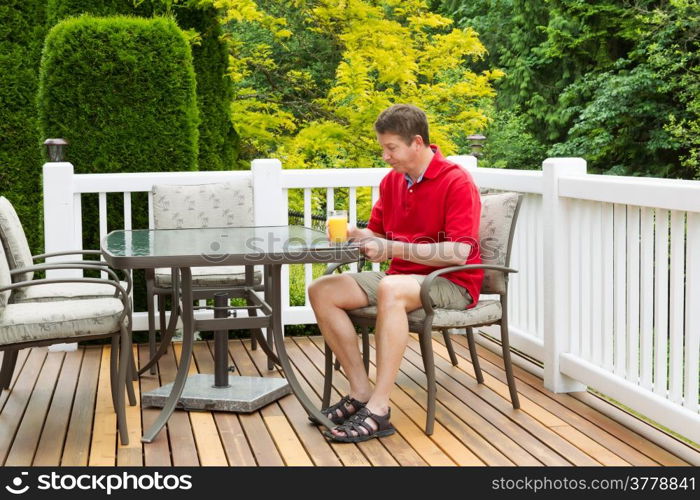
[{"x1": 42, "y1": 156, "x2": 700, "y2": 444}]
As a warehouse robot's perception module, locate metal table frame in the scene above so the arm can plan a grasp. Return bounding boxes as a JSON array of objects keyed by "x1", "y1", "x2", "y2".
[{"x1": 101, "y1": 225, "x2": 359, "y2": 443}]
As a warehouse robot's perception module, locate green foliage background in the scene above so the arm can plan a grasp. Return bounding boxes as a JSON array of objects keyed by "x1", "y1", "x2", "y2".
[
  {"x1": 0, "y1": 0, "x2": 47, "y2": 254},
  {"x1": 437, "y1": 0, "x2": 700, "y2": 179}
]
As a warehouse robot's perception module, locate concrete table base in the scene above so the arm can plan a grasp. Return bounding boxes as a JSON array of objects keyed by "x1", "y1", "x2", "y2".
[{"x1": 142, "y1": 374, "x2": 291, "y2": 412}]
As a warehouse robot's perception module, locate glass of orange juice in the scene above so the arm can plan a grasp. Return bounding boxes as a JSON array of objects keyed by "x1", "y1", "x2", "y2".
[{"x1": 327, "y1": 210, "x2": 348, "y2": 244}]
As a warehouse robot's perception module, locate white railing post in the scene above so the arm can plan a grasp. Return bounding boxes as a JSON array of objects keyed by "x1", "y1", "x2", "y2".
[
  {"x1": 252, "y1": 159, "x2": 285, "y2": 226},
  {"x1": 448, "y1": 154, "x2": 478, "y2": 171},
  {"x1": 43, "y1": 162, "x2": 78, "y2": 278},
  {"x1": 251, "y1": 158, "x2": 290, "y2": 325},
  {"x1": 43, "y1": 161, "x2": 79, "y2": 352},
  {"x1": 542, "y1": 158, "x2": 588, "y2": 393}
]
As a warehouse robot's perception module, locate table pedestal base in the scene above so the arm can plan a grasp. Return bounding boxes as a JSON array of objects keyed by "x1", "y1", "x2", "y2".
[{"x1": 142, "y1": 374, "x2": 290, "y2": 412}]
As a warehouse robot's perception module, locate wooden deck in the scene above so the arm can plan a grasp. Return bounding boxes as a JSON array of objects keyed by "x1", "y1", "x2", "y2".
[{"x1": 1, "y1": 333, "x2": 698, "y2": 466}]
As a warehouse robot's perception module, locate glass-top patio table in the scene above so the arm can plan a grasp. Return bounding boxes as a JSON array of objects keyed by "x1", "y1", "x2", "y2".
[{"x1": 101, "y1": 225, "x2": 360, "y2": 443}]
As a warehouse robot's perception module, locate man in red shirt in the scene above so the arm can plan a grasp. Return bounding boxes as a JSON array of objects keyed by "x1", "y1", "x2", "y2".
[{"x1": 308, "y1": 104, "x2": 483, "y2": 442}]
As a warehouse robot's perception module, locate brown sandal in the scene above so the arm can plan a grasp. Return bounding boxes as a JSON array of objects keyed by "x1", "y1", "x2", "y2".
[
  {"x1": 308, "y1": 395, "x2": 367, "y2": 426},
  {"x1": 323, "y1": 407, "x2": 395, "y2": 443}
]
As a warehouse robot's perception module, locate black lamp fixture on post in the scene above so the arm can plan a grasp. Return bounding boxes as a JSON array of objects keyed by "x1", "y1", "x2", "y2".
[
  {"x1": 466, "y1": 134, "x2": 486, "y2": 158},
  {"x1": 43, "y1": 138, "x2": 68, "y2": 162}
]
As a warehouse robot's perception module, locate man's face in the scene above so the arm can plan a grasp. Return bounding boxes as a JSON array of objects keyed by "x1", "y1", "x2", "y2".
[{"x1": 377, "y1": 132, "x2": 422, "y2": 172}]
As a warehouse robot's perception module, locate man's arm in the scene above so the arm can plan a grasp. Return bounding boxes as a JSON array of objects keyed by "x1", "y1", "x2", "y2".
[{"x1": 358, "y1": 237, "x2": 471, "y2": 267}]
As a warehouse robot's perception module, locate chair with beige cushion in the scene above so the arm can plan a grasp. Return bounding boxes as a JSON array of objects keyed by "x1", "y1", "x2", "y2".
[
  {"x1": 0, "y1": 196, "x2": 130, "y2": 302},
  {"x1": 143, "y1": 182, "x2": 265, "y2": 374},
  {"x1": 322, "y1": 192, "x2": 523, "y2": 435},
  {"x1": 0, "y1": 244, "x2": 134, "y2": 444}
]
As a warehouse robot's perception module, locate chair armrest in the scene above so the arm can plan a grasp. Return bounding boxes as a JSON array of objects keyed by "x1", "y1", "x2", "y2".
[
  {"x1": 419, "y1": 264, "x2": 518, "y2": 316},
  {"x1": 32, "y1": 249, "x2": 102, "y2": 260},
  {"x1": 1, "y1": 277, "x2": 131, "y2": 323},
  {"x1": 14, "y1": 261, "x2": 133, "y2": 295},
  {"x1": 324, "y1": 257, "x2": 367, "y2": 276}
]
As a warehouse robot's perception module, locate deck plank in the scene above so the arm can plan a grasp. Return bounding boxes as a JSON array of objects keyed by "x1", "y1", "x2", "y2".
[
  {"x1": 224, "y1": 340, "x2": 284, "y2": 466},
  {"x1": 154, "y1": 344, "x2": 199, "y2": 466},
  {"x1": 237, "y1": 339, "x2": 343, "y2": 466},
  {"x1": 118, "y1": 346, "x2": 143, "y2": 466},
  {"x1": 5, "y1": 351, "x2": 64, "y2": 466},
  {"x1": 0, "y1": 347, "x2": 47, "y2": 465},
  {"x1": 176, "y1": 343, "x2": 229, "y2": 466},
  {"x1": 62, "y1": 347, "x2": 101, "y2": 466},
  {"x1": 409, "y1": 337, "x2": 595, "y2": 466},
  {"x1": 285, "y1": 338, "x2": 399, "y2": 466},
  {"x1": 273, "y1": 339, "x2": 373, "y2": 466},
  {"x1": 0, "y1": 349, "x2": 30, "y2": 412},
  {"x1": 446, "y1": 335, "x2": 657, "y2": 465},
  {"x1": 89, "y1": 346, "x2": 117, "y2": 466},
  {"x1": 301, "y1": 336, "x2": 455, "y2": 466},
  {"x1": 138, "y1": 344, "x2": 172, "y2": 466},
  {"x1": 34, "y1": 349, "x2": 84, "y2": 466},
  {"x1": 1, "y1": 335, "x2": 693, "y2": 468}
]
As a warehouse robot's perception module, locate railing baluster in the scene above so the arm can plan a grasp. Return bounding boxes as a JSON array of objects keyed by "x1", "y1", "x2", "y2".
[
  {"x1": 580, "y1": 200, "x2": 592, "y2": 361},
  {"x1": 371, "y1": 186, "x2": 380, "y2": 272},
  {"x1": 590, "y1": 201, "x2": 603, "y2": 366},
  {"x1": 569, "y1": 199, "x2": 581, "y2": 357},
  {"x1": 527, "y1": 195, "x2": 537, "y2": 336},
  {"x1": 613, "y1": 203, "x2": 627, "y2": 378},
  {"x1": 536, "y1": 195, "x2": 544, "y2": 339},
  {"x1": 601, "y1": 202, "x2": 614, "y2": 371},
  {"x1": 626, "y1": 205, "x2": 640, "y2": 384},
  {"x1": 73, "y1": 193, "x2": 83, "y2": 250},
  {"x1": 684, "y1": 212, "x2": 700, "y2": 413},
  {"x1": 639, "y1": 207, "x2": 655, "y2": 390},
  {"x1": 98, "y1": 192, "x2": 108, "y2": 278},
  {"x1": 349, "y1": 187, "x2": 358, "y2": 273},
  {"x1": 668, "y1": 210, "x2": 685, "y2": 404},
  {"x1": 654, "y1": 209, "x2": 670, "y2": 397}
]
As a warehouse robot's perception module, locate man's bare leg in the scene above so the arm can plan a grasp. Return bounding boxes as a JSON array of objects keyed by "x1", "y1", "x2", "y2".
[
  {"x1": 331, "y1": 275, "x2": 422, "y2": 437},
  {"x1": 308, "y1": 273, "x2": 373, "y2": 415}
]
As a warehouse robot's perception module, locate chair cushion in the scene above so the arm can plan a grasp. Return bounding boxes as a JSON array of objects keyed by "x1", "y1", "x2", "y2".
[
  {"x1": 479, "y1": 192, "x2": 520, "y2": 294},
  {"x1": 152, "y1": 181, "x2": 254, "y2": 230},
  {"x1": 0, "y1": 297, "x2": 124, "y2": 346},
  {"x1": 12, "y1": 281, "x2": 129, "y2": 303},
  {"x1": 0, "y1": 243, "x2": 10, "y2": 308},
  {"x1": 0, "y1": 196, "x2": 34, "y2": 283},
  {"x1": 348, "y1": 299, "x2": 502, "y2": 329},
  {"x1": 154, "y1": 266, "x2": 262, "y2": 288}
]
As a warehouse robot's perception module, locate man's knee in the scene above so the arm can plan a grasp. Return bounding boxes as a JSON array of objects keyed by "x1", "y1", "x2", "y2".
[
  {"x1": 376, "y1": 275, "x2": 416, "y2": 308},
  {"x1": 309, "y1": 273, "x2": 369, "y2": 310}
]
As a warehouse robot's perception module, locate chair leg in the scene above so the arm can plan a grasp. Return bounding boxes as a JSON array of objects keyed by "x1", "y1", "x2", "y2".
[
  {"x1": 323, "y1": 342, "x2": 333, "y2": 409},
  {"x1": 116, "y1": 324, "x2": 130, "y2": 445},
  {"x1": 466, "y1": 327, "x2": 484, "y2": 384},
  {"x1": 129, "y1": 309, "x2": 138, "y2": 382},
  {"x1": 442, "y1": 329, "x2": 459, "y2": 366},
  {"x1": 0, "y1": 349, "x2": 19, "y2": 390},
  {"x1": 146, "y1": 277, "x2": 157, "y2": 376},
  {"x1": 418, "y1": 326, "x2": 436, "y2": 436},
  {"x1": 334, "y1": 358, "x2": 341, "y2": 371},
  {"x1": 158, "y1": 294, "x2": 167, "y2": 352},
  {"x1": 110, "y1": 335, "x2": 119, "y2": 412},
  {"x1": 361, "y1": 326, "x2": 370, "y2": 373},
  {"x1": 500, "y1": 319, "x2": 520, "y2": 409}
]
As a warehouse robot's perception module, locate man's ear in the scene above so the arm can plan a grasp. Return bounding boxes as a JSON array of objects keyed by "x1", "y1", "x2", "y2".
[{"x1": 413, "y1": 134, "x2": 424, "y2": 149}]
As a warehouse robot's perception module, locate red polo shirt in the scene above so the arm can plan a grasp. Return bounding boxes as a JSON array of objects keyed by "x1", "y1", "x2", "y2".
[{"x1": 367, "y1": 146, "x2": 483, "y2": 308}]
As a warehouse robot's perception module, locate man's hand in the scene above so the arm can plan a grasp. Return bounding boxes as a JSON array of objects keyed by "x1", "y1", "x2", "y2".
[{"x1": 358, "y1": 236, "x2": 392, "y2": 263}]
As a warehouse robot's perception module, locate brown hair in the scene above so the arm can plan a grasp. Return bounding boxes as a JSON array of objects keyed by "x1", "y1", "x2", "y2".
[{"x1": 374, "y1": 104, "x2": 430, "y2": 146}]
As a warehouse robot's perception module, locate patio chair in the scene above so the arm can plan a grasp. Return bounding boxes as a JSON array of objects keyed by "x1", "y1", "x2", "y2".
[
  {"x1": 0, "y1": 195, "x2": 136, "y2": 383},
  {"x1": 0, "y1": 196, "x2": 131, "y2": 302},
  {"x1": 0, "y1": 244, "x2": 134, "y2": 445},
  {"x1": 143, "y1": 182, "x2": 265, "y2": 375},
  {"x1": 322, "y1": 192, "x2": 523, "y2": 435}
]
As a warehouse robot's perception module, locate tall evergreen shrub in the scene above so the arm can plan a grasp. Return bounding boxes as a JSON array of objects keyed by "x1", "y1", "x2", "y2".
[{"x1": 0, "y1": 0, "x2": 47, "y2": 253}]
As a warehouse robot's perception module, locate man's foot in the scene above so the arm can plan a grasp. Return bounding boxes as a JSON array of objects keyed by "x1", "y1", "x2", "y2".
[
  {"x1": 308, "y1": 395, "x2": 367, "y2": 426},
  {"x1": 324, "y1": 407, "x2": 395, "y2": 443}
]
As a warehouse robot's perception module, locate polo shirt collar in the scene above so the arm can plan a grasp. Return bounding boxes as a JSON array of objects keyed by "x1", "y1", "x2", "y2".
[{"x1": 404, "y1": 145, "x2": 447, "y2": 187}]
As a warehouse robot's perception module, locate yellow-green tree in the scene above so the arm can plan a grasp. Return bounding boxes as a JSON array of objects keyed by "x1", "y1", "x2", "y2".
[{"x1": 222, "y1": 0, "x2": 500, "y2": 217}]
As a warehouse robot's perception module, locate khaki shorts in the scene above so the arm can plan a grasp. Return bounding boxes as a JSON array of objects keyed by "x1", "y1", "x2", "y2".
[{"x1": 348, "y1": 271, "x2": 472, "y2": 310}]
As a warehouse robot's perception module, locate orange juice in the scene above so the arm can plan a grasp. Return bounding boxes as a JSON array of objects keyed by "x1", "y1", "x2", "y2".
[{"x1": 327, "y1": 212, "x2": 348, "y2": 243}]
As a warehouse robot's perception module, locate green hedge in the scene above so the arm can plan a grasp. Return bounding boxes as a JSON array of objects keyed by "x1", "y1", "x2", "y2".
[
  {"x1": 0, "y1": 0, "x2": 47, "y2": 254},
  {"x1": 38, "y1": 15, "x2": 199, "y2": 174},
  {"x1": 46, "y1": 0, "x2": 153, "y2": 26},
  {"x1": 175, "y1": 6, "x2": 239, "y2": 170}
]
